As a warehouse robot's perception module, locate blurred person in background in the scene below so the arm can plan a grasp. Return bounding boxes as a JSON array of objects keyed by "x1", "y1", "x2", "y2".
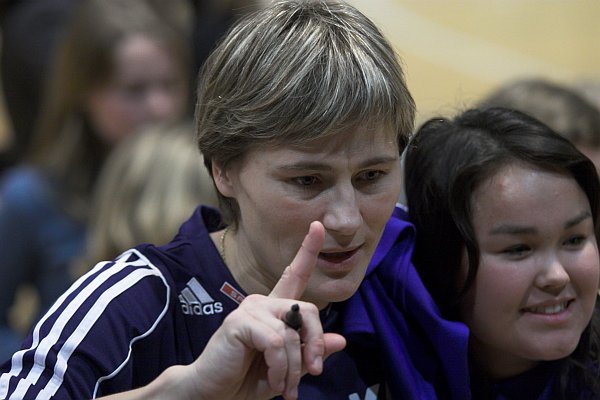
[
  {"x1": 0, "y1": 0, "x2": 190, "y2": 362},
  {"x1": 186, "y1": 0, "x2": 264, "y2": 75},
  {"x1": 574, "y1": 79, "x2": 600, "y2": 114},
  {"x1": 74, "y1": 122, "x2": 218, "y2": 276},
  {"x1": 479, "y1": 77, "x2": 600, "y2": 174},
  {"x1": 0, "y1": 0, "x2": 78, "y2": 171},
  {"x1": 0, "y1": 0, "x2": 259, "y2": 172}
]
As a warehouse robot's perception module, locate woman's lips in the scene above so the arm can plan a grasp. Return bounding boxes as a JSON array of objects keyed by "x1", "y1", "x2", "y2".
[
  {"x1": 317, "y1": 246, "x2": 363, "y2": 276},
  {"x1": 319, "y1": 247, "x2": 360, "y2": 263}
]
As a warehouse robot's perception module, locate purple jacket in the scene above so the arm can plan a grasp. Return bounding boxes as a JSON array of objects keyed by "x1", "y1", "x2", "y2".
[{"x1": 342, "y1": 206, "x2": 471, "y2": 399}]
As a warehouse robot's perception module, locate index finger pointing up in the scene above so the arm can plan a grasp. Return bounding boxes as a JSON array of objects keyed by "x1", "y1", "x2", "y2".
[{"x1": 269, "y1": 221, "x2": 325, "y2": 300}]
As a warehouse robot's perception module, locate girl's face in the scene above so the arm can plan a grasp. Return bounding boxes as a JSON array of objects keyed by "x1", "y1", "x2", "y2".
[
  {"x1": 87, "y1": 35, "x2": 188, "y2": 145},
  {"x1": 460, "y1": 164, "x2": 599, "y2": 379},
  {"x1": 218, "y1": 125, "x2": 401, "y2": 309}
]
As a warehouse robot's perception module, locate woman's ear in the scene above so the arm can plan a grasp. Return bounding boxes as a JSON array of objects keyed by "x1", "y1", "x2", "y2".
[{"x1": 212, "y1": 160, "x2": 235, "y2": 197}]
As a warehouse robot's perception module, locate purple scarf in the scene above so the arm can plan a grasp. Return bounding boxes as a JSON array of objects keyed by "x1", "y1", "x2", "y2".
[{"x1": 341, "y1": 207, "x2": 471, "y2": 399}]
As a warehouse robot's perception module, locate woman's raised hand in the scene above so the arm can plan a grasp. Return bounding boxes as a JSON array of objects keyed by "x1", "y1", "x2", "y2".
[{"x1": 183, "y1": 221, "x2": 346, "y2": 400}]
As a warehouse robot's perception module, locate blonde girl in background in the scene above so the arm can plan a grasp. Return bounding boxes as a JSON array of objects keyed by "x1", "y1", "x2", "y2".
[
  {"x1": 0, "y1": 0, "x2": 191, "y2": 361},
  {"x1": 79, "y1": 122, "x2": 218, "y2": 273}
]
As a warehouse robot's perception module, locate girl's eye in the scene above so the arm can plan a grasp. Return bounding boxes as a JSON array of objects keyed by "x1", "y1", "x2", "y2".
[
  {"x1": 564, "y1": 235, "x2": 586, "y2": 248},
  {"x1": 502, "y1": 244, "x2": 530, "y2": 258},
  {"x1": 292, "y1": 176, "x2": 320, "y2": 186}
]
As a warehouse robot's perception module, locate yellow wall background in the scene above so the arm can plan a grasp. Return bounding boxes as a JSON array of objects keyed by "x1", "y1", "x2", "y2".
[{"x1": 347, "y1": 0, "x2": 600, "y2": 126}]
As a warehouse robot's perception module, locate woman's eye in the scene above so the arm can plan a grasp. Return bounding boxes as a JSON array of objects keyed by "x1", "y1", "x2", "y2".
[
  {"x1": 292, "y1": 176, "x2": 320, "y2": 186},
  {"x1": 359, "y1": 170, "x2": 385, "y2": 182}
]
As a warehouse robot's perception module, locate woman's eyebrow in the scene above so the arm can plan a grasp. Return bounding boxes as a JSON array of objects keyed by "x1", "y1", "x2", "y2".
[
  {"x1": 278, "y1": 156, "x2": 398, "y2": 172},
  {"x1": 278, "y1": 161, "x2": 333, "y2": 172},
  {"x1": 357, "y1": 155, "x2": 399, "y2": 168}
]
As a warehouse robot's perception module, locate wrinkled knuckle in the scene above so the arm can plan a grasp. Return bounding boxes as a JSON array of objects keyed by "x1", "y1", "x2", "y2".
[
  {"x1": 279, "y1": 265, "x2": 292, "y2": 280},
  {"x1": 242, "y1": 293, "x2": 266, "y2": 306},
  {"x1": 303, "y1": 302, "x2": 319, "y2": 317},
  {"x1": 238, "y1": 294, "x2": 268, "y2": 314},
  {"x1": 312, "y1": 336, "x2": 325, "y2": 352},
  {"x1": 267, "y1": 332, "x2": 285, "y2": 350},
  {"x1": 285, "y1": 329, "x2": 302, "y2": 346},
  {"x1": 221, "y1": 309, "x2": 244, "y2": 328},
  {"x1": 288, "y1": 366, "x2": 302, "y2": 382}
]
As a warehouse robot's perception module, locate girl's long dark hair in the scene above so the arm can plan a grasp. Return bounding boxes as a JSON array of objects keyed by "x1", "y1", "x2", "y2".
[{"x1": 405, "y1": 107, "x2": 600, "y2": 397}]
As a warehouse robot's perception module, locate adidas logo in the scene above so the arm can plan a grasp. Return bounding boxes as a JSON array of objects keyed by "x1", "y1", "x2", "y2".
[{"x1": 179, "y1": 278, "x2": 224, "y2": 316}]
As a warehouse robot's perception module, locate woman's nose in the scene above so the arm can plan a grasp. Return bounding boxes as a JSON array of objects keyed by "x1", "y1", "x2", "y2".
[{"x1": 322, "y1": 186, "x2": 362, "y2": 236}]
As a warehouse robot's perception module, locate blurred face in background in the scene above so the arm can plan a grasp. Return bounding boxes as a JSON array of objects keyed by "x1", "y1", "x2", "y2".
[{"x1": 86, "y1": 34, "x2": 188, "y2": 145}]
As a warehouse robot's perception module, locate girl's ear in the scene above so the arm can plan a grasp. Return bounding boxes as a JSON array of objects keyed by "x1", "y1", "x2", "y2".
[{"x1": 212, "y1": 160, "x2": 235, "y2": 197}]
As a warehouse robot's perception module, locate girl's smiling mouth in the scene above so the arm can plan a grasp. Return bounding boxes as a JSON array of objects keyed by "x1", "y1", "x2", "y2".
[{"x1": 522, "y1": 300, "x2": 573, "y2": 315}]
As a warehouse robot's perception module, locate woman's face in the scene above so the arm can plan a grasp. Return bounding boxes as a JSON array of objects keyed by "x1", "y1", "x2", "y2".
[
  {"x1": 221, "y1": 125, "x2": 401, "y2": 309},
  {"x1": 461, "y1": 164, "x2": 599, "y2": 379},
  {"x1": 87, "y1": 35, "x2": 188, "y2": 145}
]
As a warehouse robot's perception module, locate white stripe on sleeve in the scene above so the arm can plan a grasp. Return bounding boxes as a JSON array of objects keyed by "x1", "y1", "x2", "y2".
[{"x1": 1, "y1": 249, "x2": 160, "y2": 399}]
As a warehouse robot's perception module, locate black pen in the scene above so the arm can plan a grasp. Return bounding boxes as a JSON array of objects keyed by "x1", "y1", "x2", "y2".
[{"x1": 284, "y1": 303, "x2": 303, "y2": 331}]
